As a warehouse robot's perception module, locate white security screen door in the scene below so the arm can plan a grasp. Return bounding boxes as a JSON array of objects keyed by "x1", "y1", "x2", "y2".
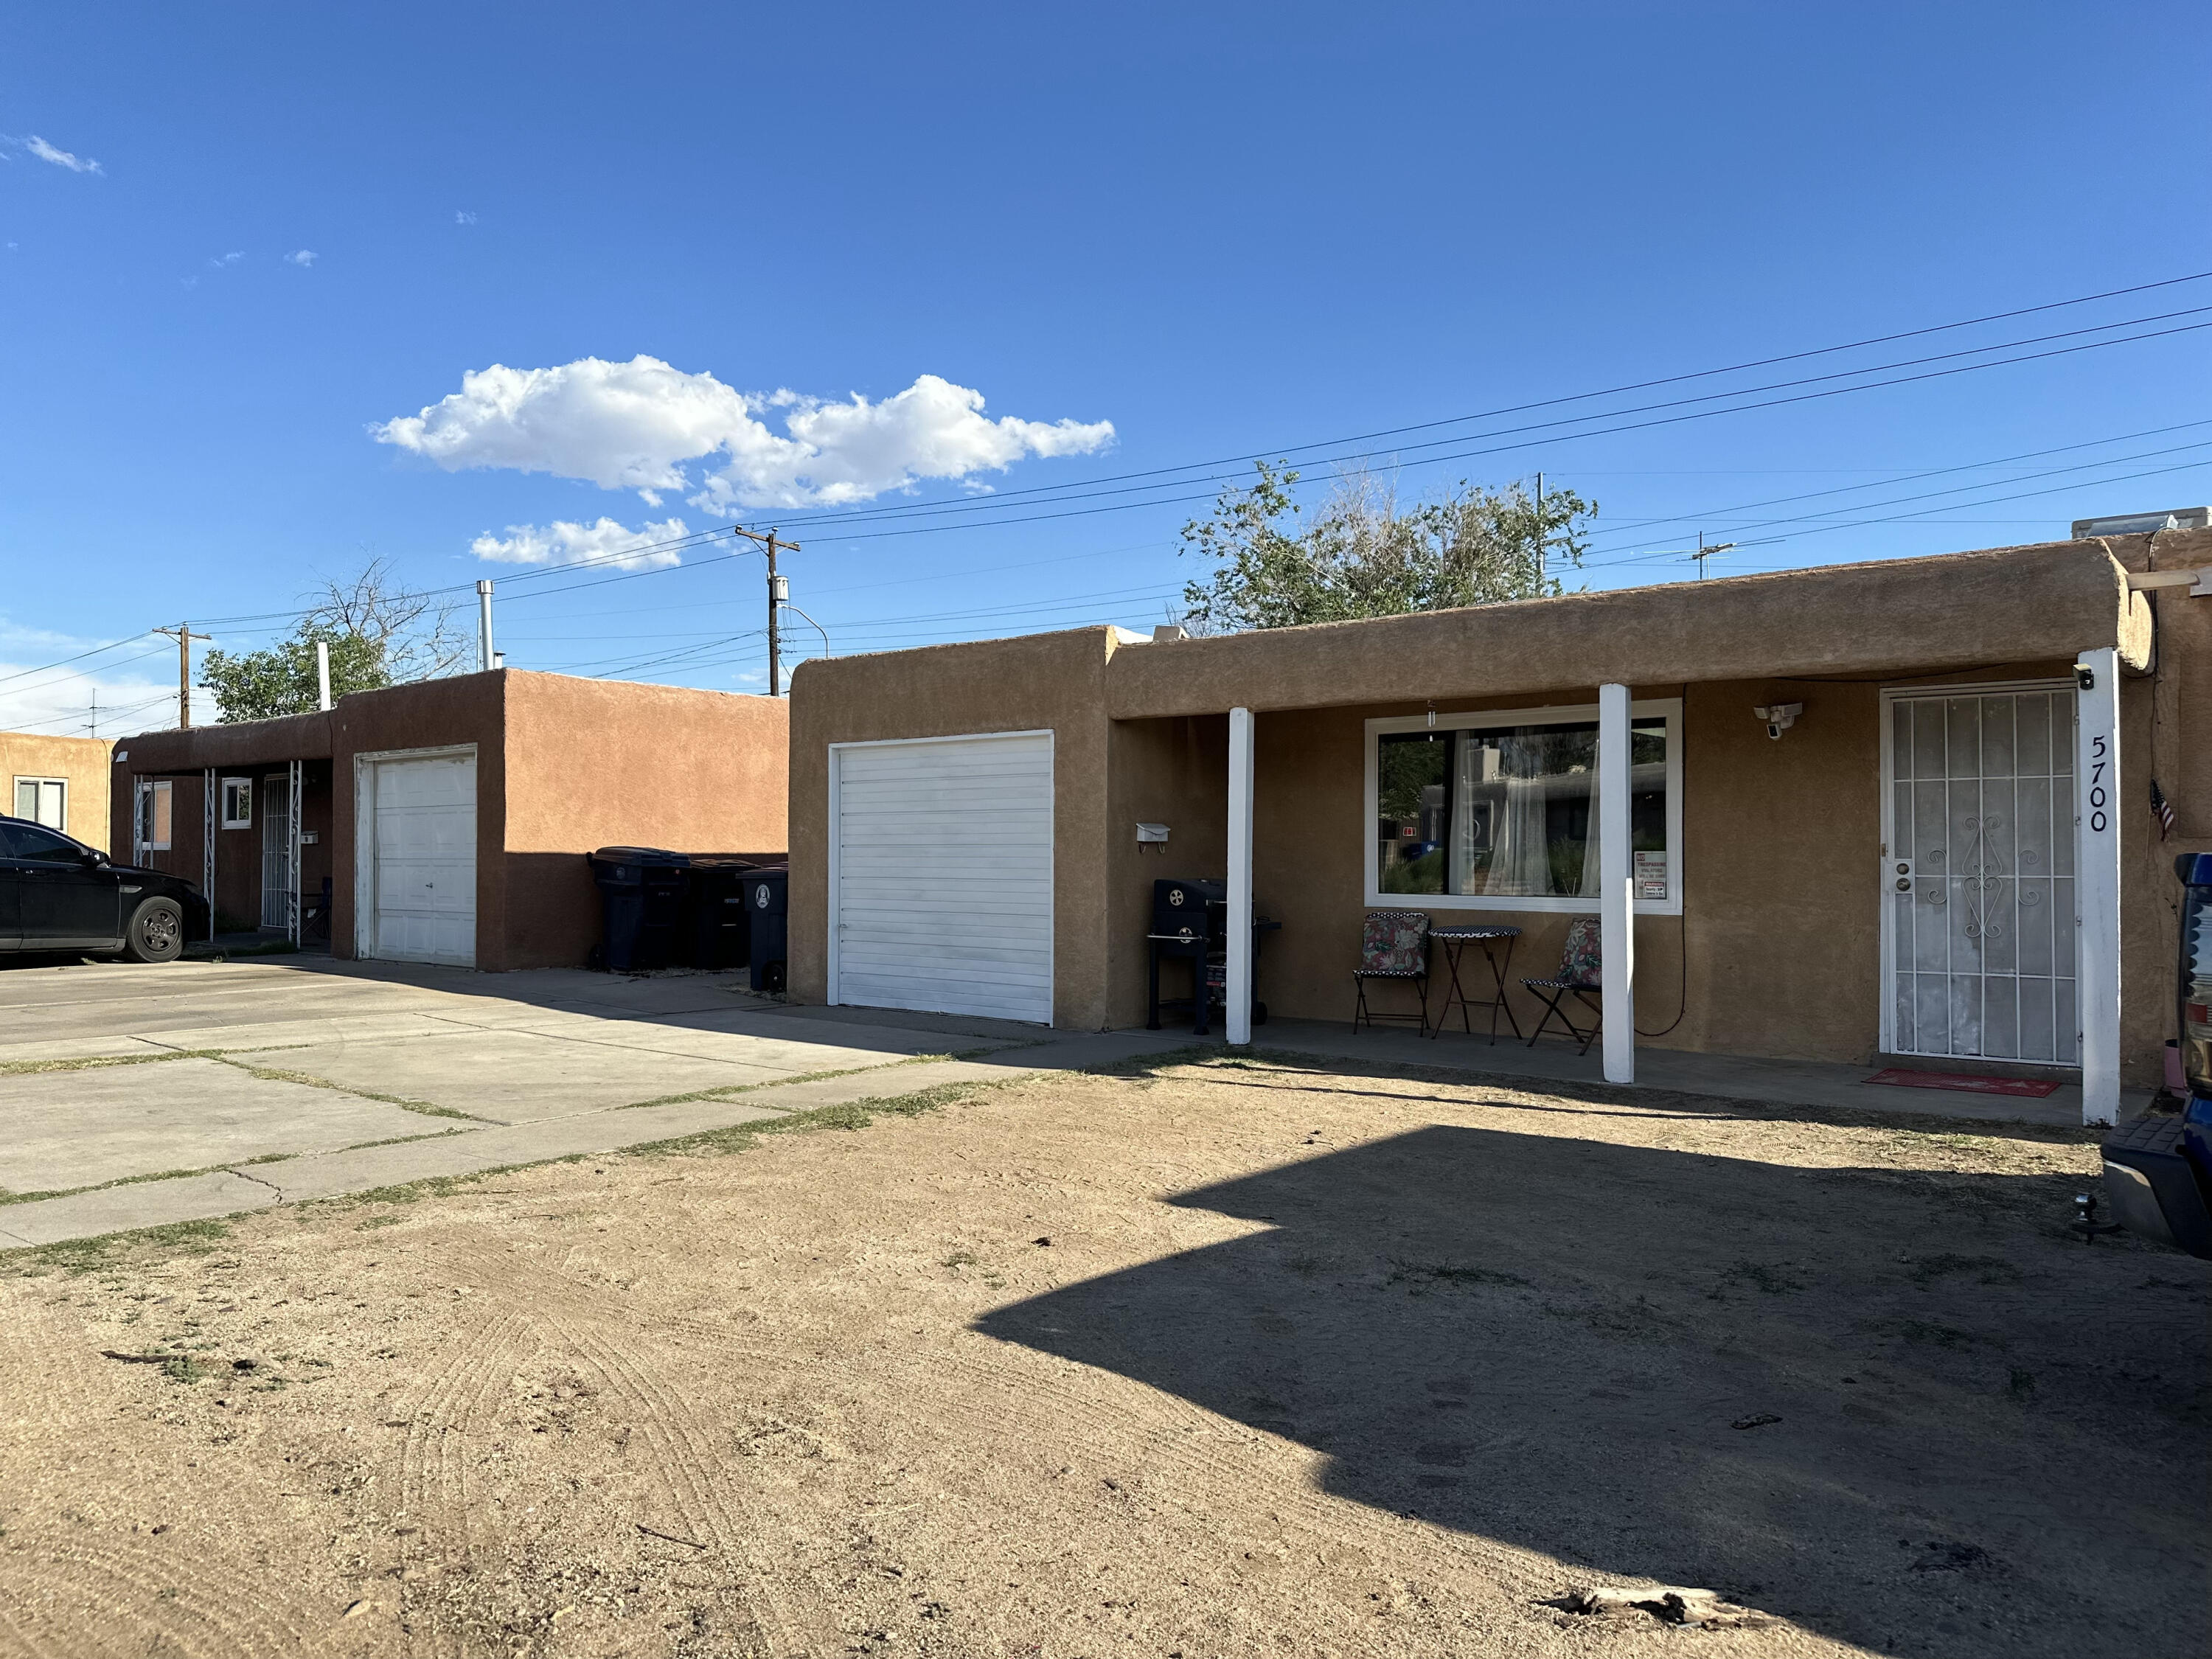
[
  {"x1": 831, "y1": 731, "x2": 1054, "y2": 1023},
  {"x1": 1884, "y1": 686, "x2": 2076, "y2": 1063},
  {"x1": 366, "y1": 753, "x2": 476, "y2": 966},
  {"x1": 260, "y1": 775, "x2": 293, "y2": 928}
]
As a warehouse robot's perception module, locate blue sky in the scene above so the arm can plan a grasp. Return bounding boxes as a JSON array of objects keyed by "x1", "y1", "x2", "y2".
[{"x1": 3, "y1": 2, "x2": 2208, "y2": 734}]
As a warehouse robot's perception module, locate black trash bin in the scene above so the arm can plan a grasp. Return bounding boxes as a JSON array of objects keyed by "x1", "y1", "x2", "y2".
[
  {"x1": 681, "y1": 855, "x2": 760, "y2": 970},
  {"x1": 588, "y1": 847, "x2": 689, "y2": 971},
  {"x1": 737, "y1": 869, "x2": 788, "y2": 992}
]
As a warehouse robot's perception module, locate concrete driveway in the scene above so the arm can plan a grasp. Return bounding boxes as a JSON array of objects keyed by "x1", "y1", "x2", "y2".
[{"x1": 0, "y1": 953, "x2": 1177, "y2": 1248}]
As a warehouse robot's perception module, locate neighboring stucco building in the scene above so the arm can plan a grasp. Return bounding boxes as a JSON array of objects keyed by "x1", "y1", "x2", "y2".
[
  {"x1": 2, "y1": 730, "x2": 114, "y2": 851},
  {"x1": 787, "y1": 529, "x2": 2212, "y2": 1124},
  {"x1": 109, "y1": 669, "x2": 788, "y2": 970}
]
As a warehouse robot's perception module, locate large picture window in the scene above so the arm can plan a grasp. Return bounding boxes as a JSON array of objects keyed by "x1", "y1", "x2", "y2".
[{"x1": 1365, "y1": 700, "x2": 1683, "y2": 914}]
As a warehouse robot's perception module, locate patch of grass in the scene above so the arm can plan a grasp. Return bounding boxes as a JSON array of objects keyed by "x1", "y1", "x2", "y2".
[
  {"x1": 1722, "y1": 1260, "x2": 1806, "y2": 1295},
  {"x1": 1874, "y1": 1317, "x2": 2001, "y2": 1351},
  {"x1": 611, "y1": 1052, "x2": 958, "y2": 1112},
  {"x1": 1908, "y1": 1253, "x2": 2024, "y2": 1287},
  {"x1": 0, "y1": 1048, "x2": 209, "y2": 1077},
  {"x1": 215, "y1": 1058, "x2": 487, "y2": 1121},
  {"x1": 0, "y1": 1217, "x2": 233, "y2": 1277},
  {"x1": 1386, "y1": 1261, "x2": 1532, "y2": 1290},
  {"x1": 942, "y1": 1250, "x2": 978, "y2": 1269}
]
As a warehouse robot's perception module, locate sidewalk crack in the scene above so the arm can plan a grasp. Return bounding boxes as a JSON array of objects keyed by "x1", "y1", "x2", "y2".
[{"x1": 226, "y1": 1166, "x2": 288, "y2": 1203}]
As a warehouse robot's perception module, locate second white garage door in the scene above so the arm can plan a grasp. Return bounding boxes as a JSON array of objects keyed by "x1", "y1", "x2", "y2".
[
  {"x1": 831, "y1": 731, "x2": 1053, "y2": 1024},
  {"x1": 362, "y1": 750, "x2": 477, "y2": 967}
]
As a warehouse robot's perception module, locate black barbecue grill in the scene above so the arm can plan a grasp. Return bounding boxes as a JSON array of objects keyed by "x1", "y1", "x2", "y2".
[{"x1": 1145, "y1": 876, "x2": 1279, "y2": 1035}]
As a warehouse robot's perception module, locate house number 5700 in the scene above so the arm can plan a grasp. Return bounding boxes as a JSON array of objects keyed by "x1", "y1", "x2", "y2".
[{"x1": 2086, "y1": 734, "x2": 2110, "y2": 834}]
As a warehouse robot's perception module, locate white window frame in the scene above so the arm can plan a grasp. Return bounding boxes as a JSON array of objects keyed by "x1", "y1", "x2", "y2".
[
  {"x1": 1364, "y1": 698, "x2": 1685, "y2": 916},
  {"x1": 220, "y1": 776, "x2": 254, "y2": 829},
  {"x1": 136, "y1": 778, "x2": 173, "y2": 852},
  {"x1": 13, "y1": 776, "x2": 66, "y2": 831}
]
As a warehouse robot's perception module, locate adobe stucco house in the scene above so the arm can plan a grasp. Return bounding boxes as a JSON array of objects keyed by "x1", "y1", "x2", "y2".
[
  {"x1": 2, "y1": 729, "x2": 113, "y2": 851},
  {"x1": 110, "y1": 669, "x2": 787, "y2": 970},
  {"x1": 788, "y1": 529, "x2": 2212, "y2": 1125}
]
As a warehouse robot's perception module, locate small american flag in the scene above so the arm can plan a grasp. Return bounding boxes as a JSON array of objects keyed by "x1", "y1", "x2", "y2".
[{"x1": 2150, "y1": 779, "x2": 2176, "y2": 841}]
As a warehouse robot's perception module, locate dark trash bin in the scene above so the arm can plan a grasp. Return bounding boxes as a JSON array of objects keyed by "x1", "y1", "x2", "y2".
[
  {"x1": 737, "y1": 869, "x2": 788, "y2": 992},
  {"x1": 588, "y1": 846, "x2": 689, "y2": 972},
  {"x1": 681, "y1": 855, "x2": 763, "y2": 970}
]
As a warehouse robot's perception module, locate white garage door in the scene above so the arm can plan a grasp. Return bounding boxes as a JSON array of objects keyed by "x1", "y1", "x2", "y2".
[
  {"x1": 832, "y1": 731, "x2": 1053, "y2": 1023},
  {"x1": 364, "y1": 751, "x2": 476, "y2": 967}
]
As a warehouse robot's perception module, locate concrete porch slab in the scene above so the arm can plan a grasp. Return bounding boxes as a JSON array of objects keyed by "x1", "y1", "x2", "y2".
[
  {"x1": 0, "y1": 1058, "x2": 440, "y2": 1197},
  {"x1": 237, "y1": 1029, "x2": 804, "y2": 1123},
  {"x1": 1189, "y1": 1017, "x2": 2132, "y2": 1128}
]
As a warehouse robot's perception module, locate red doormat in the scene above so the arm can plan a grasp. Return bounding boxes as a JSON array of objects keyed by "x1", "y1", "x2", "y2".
[{"x1": 1863, "y1": 1068, "x2": 2061, "y2": 1099}]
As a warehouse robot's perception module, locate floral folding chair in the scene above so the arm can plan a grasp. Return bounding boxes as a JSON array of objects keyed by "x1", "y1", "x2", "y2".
[
  {"x1": 1522, "y1": 915, "x2": 1603, "y2": 1053},
  {"x1": 1352, "y1": 910, "x2": 1431, "y2": 1034}
]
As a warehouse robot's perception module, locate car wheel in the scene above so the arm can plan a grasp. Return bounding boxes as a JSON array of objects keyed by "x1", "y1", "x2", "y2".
[{"x1": 122, "y1": 897, "x2": 186, "y2": 964}]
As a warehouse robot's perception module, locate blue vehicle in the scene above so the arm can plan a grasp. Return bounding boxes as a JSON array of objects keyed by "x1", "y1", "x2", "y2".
[{"x1": 2101, "y1": 852, "x2": 2212, "y2": 1258}]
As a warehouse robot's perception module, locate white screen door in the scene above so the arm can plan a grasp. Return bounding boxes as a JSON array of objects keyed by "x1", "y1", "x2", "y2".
[
  {"x1": 1884, "y1": 686, "x2": 2076, "y2": 1063},
  {"x1": 260, "y1": 775, "x2": 293, "y2": 929}
]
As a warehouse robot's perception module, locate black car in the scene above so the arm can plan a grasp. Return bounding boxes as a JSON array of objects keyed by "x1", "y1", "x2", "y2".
[{"x1": 0, "y1": 815, "x2": 209, "y2": 963}]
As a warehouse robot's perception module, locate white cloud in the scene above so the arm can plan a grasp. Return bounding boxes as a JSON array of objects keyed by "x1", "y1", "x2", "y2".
[
  {"x1": 454, "y1": 210, "x2": 477, "y2": 225},
  {"x1": 285, "y1": 248, "x2": 317, "y2": 266},
  {"x1": 372, "y1": 356, "x2": 1114, "y2": 512},
  {"x1": 208, "y1": 250, "x2": 244, "y2": 269},
  {"x1": 471, "y1": 515, "x2": 692, "y2": 571},
  {"x1": 21, "y1": 135, "x2": 102, "y2": 175}
]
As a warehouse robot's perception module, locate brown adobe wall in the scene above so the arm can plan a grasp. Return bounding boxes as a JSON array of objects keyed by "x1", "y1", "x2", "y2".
[
  {"x1": 497, "y1": 672, "x2": 790, "y2": 970},
  {"x1": 324, "y1": 672, "x2": 508, "y2": 964}
]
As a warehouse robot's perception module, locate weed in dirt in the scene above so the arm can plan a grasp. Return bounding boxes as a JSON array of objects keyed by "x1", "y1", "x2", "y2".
[
  {"x1": 1875, "y1": 1317, "x2": 2002, "y2": 1351},
  {"x1": 1722, "y1": 1260, "x2": 1806, "y2": 1295},
  {"x1": 2008, "y1": 1366, "x2": 2037, "y2": 1401},
  {"x1": 1386, "y1": 1262, "x2": 1531, "y2": 1291},
  {"x1": 1909, "y1": 1253, "x2": 2023, "y2": 1287},
  {"x1": 942, "y1": 1250, "x2": 978, "y2": 1269},
  {"x1": 2, "y1": 1218, "x2": 232, "y2": 1277}
]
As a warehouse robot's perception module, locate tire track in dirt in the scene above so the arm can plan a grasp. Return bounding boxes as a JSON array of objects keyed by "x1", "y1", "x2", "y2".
[
  {"x1": 552, "y1": 1318, "x2": 795, "y2": 1655},
  {"x1": 380, "y1": 1310, "x2": 540, "y2": 1658},
  {"x1": 0, "y1": 1539, "x2": 312, "y2": 1659}
]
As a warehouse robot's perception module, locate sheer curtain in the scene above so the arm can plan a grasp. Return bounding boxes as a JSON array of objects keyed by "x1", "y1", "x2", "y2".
[{"x1": 1453, "y1": 730, "x2": 1601, "y2": 897}]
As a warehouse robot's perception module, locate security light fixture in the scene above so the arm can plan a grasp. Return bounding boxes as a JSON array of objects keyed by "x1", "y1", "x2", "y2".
[{"x1": 1753, "y1": 702, "x2": 1802, "y2": 740}]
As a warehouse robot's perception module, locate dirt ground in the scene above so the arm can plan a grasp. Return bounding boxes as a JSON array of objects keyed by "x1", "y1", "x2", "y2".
[{"x1": 1, "y1": 1052, "x2": 2205, "y2": 1659}]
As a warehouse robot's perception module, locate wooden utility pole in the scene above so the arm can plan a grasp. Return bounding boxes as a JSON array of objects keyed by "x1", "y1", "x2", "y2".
[
  {"x1": 153, "y1": 624, "x2": 211, "y2": 728},
  {"x1": 726, "y1": 525, "x2": 801, "y2": 696},
  {"x1": 765, "y1": 531, "x2": 782, "y2": 698}
]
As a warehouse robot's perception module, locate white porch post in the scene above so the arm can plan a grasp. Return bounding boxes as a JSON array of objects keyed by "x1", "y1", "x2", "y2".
[
  {"x1": 2075, "y1": 647, "x2": 2121, "y2": 1127},
  {"x1": 1226, "y1": 706, "x2": 1256, "y2": 1046},
  {"x1": 1598, "y1": 683, "x2": 1636, "y2": 1084}
]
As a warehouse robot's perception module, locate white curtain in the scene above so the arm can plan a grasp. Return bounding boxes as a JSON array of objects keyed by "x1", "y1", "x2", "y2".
[{"x1": 1455, "y1": 732, "x2": 1601, "y2": 897}]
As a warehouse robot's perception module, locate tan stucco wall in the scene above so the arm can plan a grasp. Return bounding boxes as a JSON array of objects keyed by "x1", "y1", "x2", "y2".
[
  {"x1": 1107, "y1": 540, "x2": 2144, "y2": 720},
  {"x1": 1105, "y1": 714, "x2": 1231, "y2": 1027},
  {"x1": 3, "y1": 731, "x2": 114, "y2": 850},
  {"x1": 499, "y1": 672, "x2": 789, "y2": 970},
  {"x1": 787, "y1": 631, "x2": 1115, "y2": 1027}
]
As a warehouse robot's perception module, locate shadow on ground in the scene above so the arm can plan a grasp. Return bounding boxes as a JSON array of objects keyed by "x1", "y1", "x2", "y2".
[{"x1": 978, "y1": 1121, "x2": 2211, "y2": 1659}]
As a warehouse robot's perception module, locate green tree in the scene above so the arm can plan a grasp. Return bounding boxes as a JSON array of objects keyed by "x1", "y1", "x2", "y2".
[
  {"x1": 1175, "y1": 461, "x2": 1594, "y2": 633},
  {"x1": 200, "y1": 559, "x2": 470, "y2": 722}
]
